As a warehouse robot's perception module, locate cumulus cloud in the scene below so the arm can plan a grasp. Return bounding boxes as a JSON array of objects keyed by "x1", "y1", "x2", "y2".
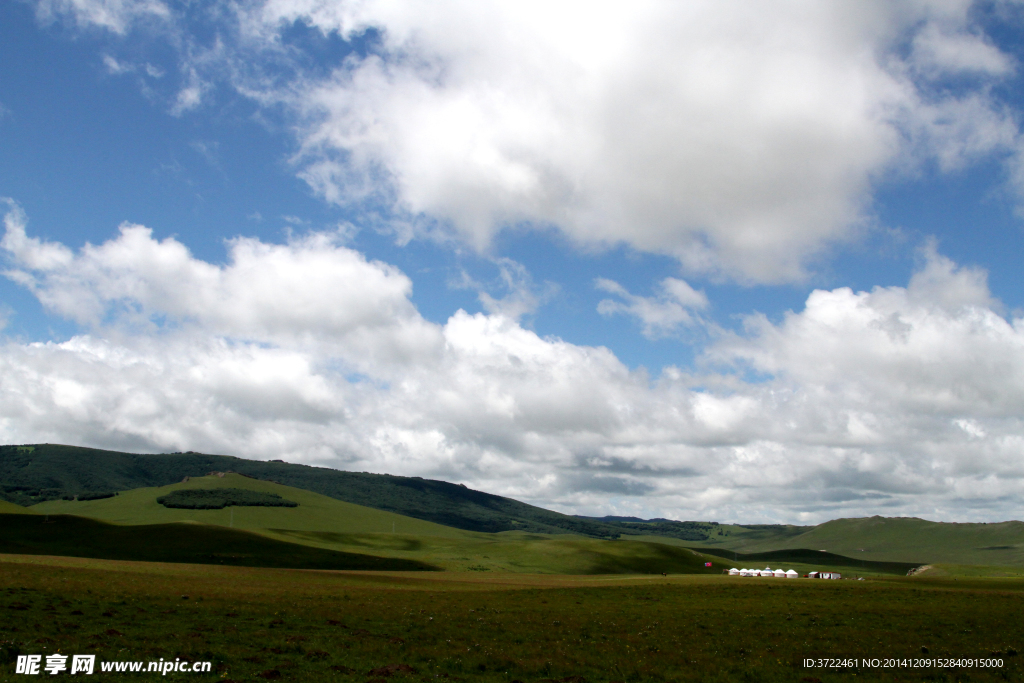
[
  {"x1": 596, "y1": 277, "x2": 708, "y2": 338},
  {"x1": 247, "y1": 0, "x2": 1024, "y2": 283},
  {"x1": 910, "y1": 21, "x2": 1015, "y2": 77},
  {"x1": 471, "y1": 258, "x2": 557, "y2": 322},
  {"x1": 31, "y1": 0, "x2": 1024, "y2": 283},
  {"x1": 1, "y1": 202, "x2": 441, "y2": 372},
  {"x1": 3, "y1": 204, "x2": 1024, "y2": 522}
]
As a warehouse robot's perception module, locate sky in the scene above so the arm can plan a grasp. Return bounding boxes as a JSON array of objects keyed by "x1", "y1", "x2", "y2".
[{"x1": 2, "y1": 0, "x2": 1024, "y2": 524}]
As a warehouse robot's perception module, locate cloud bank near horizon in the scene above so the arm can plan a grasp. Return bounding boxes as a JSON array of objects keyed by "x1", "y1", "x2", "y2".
[{"x1": 3, "y1": 203, "x2": 1023, "y2": 524}]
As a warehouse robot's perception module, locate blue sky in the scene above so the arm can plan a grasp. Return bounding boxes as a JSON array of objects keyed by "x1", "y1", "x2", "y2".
[{"x1": 3, "y1": 0, "x2": 1024, "y2": 523}]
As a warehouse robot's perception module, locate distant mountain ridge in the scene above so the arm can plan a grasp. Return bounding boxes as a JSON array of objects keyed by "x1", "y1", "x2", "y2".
[
  {"x1": 6, "y1": 444, "x2": 1022, "y2": 568},
  {"x1": 576, "y1": 515, "x2": 725, "y2": 541},
  {"x1": 0, "y1": 444, "x2": 632, "y2": 537}
]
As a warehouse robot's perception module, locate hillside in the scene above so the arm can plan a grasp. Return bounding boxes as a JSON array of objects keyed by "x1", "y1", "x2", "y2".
[
  {"x1": 32, "y1": 473, "x2": 472, "y2": 539},
  {"x1": 0, "y1": 499, "x2": 32, "y2": 514},
  {"x1": 0, "y1": 512, "x2": 436, "y2": 570},
  {"x1": 576, "y1": 516, "x2": 724, "y2": 541},
  {"x1": 1, "y1": 444, "x2": 628, "y2": 537},
  {"x1": 688, "y1": 516, "x2": 1024, "y2": 567},
  {"x1": 692, "y1": 546, "x2": 921, "y2": 575},
  {"x1": 6, "y1": 444, "x2": 1022, "y2": 570},
  {"x1": 29, "y1": 474, "x2": 729, "y2": 574},
  {"x1": 780, "y1": 517, "x2": 1024, "y2": 566}
]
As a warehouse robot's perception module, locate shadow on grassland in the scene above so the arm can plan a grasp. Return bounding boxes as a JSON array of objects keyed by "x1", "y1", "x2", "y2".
[
  {"x1": 270, "y1": 529, "x2": 427, "y2": 552},
  {"x1": 0, "y1": 513, "x2": 439, "y2": 571},
  {"x1": 578, "y1": 540, "x2": 721, "y2": 575},
  {"x1": 267, "y1": 529, "x2": 724, "y2": 575},
  {"x1": 690, "y1": 546, "x2": 922, "y2": 575}
]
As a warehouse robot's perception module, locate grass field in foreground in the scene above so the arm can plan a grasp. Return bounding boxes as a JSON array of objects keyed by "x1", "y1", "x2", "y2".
[{"x1": 1, "y1": 554, "x2": 1022, "y2": 683}]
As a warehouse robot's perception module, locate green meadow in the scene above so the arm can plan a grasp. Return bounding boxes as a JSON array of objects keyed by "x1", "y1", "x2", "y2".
[
  {"x1": 31, "y1": 474, "x2": 466, "y2": 538},
  {"x1": 0, "y1": 501, "x2": 32, "y2": 515},
  {"x1": 1, "y1": 554, "x2": 1022, "y2": 683},
  {"x1": 0, "y1": 514, "x2": 436, "y2": 571},
  {"x1": 688, "y1": 517, "x2": 1024, "y2": 567},
  {"x1": 4, "y1": 471, "x2": 1024, "y2": 682},
  {"x1": 25, "y1": 475, "x2": 903, "y2": 576}
]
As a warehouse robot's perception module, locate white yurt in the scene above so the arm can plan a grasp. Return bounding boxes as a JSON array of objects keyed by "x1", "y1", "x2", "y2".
[
  {"x1": 773, "y1": 568, "x2": 786, "y2": 578},
  {"x1": 760, "y1": 568, "x2": 774, "y2": 577},
  {"x1": 785, "y1": 570, "x2": 799, "y2": 578},
  {"x1": 740, "y1": 568, "x2": 752, "y2": 576},
  {"x1": 728, "y1": 568, "x2": 740, "y2": 575}
]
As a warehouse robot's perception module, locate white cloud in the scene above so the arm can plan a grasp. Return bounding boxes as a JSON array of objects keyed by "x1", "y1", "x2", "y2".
[
  {"x1": 3, "y1": 205, "x2": 1024, "y2": 522},
  {"x1": 910, "y1": 21, "x2": 1015, "y2": 77},
  {"x1": 709, "y1": 253, "x2": 1024, "y2": 427},
  {"x1": 596, "y1": 277, "x2": 708, "y2": 338},
  {"x1": 102, "y1": 54, "x2": 131, "y2": 74},
  {"x1": 242, "y1": 0, "x2": 1022, "y2": 283},
  {"x1": 472, "y1": 258, "x2": 557, "y2": 322},
  {"x1": 30, "y1": 1, "x2": 1024, "y2": 283},
  {"x1": 1, "y1": 204, "x2": 441, "y2": 372},
  {"x1": 34, "y1": 0, "x2": 170, "y2": 34}
]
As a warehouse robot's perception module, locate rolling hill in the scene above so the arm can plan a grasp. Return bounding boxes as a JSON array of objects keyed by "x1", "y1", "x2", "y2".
[
  {"x1": 29, "y1": 473, "x2": 732, "y2": 574},
  {"x1": 1, "y1": 444, "x2": 629, "y2": 537},
  {"x1": 0, "y1": 512, "x2": 436, "y2": 570},
  {"x1": 0, "y1": 499, "x2": 32, "y2": 514},
  {"x1": 32, "y1": 473, "x2": 472, "y2": 538},
  {"x1": 4, "y1": 443, "x2": 1020, "y2": 571},
  {"x1": 687, "y1": 516, "x2": 1024, "y2": 567},
  {"x1": 691, "y1": 546, "x2": 921, "y2": 575}
]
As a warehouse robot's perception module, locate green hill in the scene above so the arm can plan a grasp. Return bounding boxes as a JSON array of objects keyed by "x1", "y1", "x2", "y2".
[
  {"x1": 780, "y1": 517, "x2": 1024, "y2": 566},
  {"x1": 7, "y1": 444, "x2": 1023, "y2": 571},
  {"x1": 32, "y1": 473, "x2": 471, "y2": 539},
  {"x1": 28, "y1": 474, "x2": 729, "y2": 574},
  {"x1": 0, "y1": 499, "x2": 33, "y2": 514},
  {"x1": 688, "y1": 516, "x2": 1024, "y2": 567},
  {"x1": 691, "y1": 546, "x2": 921, "y2": 575},
  {"x1": 0, "y1": 512, "x2": 436, "y2": 570},
  {"x1": 1, "y1": 444, "x2": 627, "y2": 537}
]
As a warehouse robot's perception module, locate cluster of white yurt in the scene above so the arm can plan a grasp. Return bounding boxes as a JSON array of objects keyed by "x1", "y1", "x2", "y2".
[{"x1": 728, "y1": 567, "x2": 799, "y2": 578}]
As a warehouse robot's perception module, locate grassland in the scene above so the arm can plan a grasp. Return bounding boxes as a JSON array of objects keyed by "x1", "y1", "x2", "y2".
[
  {"x1": 689, "y1": 516, "x2": 1024, "y2": 567},
  {"x1": 32, "y1": 474, "x2": 469, "y2": 539},
  {"x1": 690, "y1": 547, "x2": 921, "y2": 575},
  {"x1": 0, "y1": 501, "x2": 30, "y2": 515},
  {"x1": 0, "y1": 514, "x2": 436, "y2": 571},
  {"x1": 1, "y1": 553, "x2": 1022, "y2": 682},
  {"x1": 29, "y1": 476, "x2": 904, "y2": 576},
  {"x1": 1, "y1": 444, "x2": 623, "y2": 537}
]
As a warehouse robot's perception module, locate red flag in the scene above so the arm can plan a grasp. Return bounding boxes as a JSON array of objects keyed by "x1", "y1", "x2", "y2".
[{"x1": 705, "y1": 562, "x2": 712, "y2": 567}]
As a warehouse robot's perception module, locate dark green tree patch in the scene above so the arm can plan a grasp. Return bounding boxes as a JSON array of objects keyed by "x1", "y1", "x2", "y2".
[{"x1": 156, "y1": 488, "x2": 298, "y2": 510}]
